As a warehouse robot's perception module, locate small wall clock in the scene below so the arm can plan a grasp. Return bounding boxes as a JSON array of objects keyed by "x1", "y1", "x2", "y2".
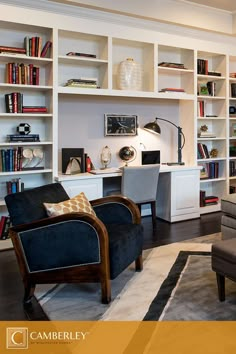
[{"x1": 104, "y1": 114, "x2": 138, "y2": 136}]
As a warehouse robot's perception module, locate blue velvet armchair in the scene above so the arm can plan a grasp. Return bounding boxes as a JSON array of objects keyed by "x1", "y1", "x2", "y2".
[{"x1": 5, "y1": 183, "x2": 143, "y2": 304}]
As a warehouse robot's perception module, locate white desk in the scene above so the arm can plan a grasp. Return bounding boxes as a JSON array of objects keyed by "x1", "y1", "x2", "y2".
[{"x1": 55, "y1": 165, "x2": 201, "y2": 223}]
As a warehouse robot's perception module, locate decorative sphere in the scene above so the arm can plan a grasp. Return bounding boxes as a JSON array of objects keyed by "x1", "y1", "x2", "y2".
[
  {"x1": 17, "y1": 123, "x2": 31, "y2": 135},
  {"x1": 119, "y1": 146, "x2": 136, "y2": 161}
]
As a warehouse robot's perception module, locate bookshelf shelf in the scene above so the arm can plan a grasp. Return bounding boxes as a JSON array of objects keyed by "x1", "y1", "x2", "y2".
[
  {"x1": 196, "y1": 50, "x2": 228, "y2": 204},
  {"x1": 200, "y1": 177, "x2": 226, "y2": 183},
  {"x1": 0, "y1": 168, "x2": 53, "y2": 176},
  {"x1": 0, "y1": 21, "x2": 54, "y2": 227},
  {"x1": 58, "y1": 55, "x2": 108, "y2": 66}
]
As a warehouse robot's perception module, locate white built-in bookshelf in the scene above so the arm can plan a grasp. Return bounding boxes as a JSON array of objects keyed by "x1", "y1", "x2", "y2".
[{"x1": 1, "y1": 2, "x2": 236, "y2": 248}]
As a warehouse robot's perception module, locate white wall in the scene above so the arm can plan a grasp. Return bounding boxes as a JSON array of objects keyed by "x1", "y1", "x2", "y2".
[{"x1": 58, "y1": 96, "x2": 179, "y2": 170}]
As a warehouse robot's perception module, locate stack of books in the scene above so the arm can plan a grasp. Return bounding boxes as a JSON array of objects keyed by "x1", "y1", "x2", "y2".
[
  {"x1": 22, "y1": 106, "x2": 47, "y2": 113},
  {"x1": 198, "y1": 131, "x2": 216, "y2": 138},
  {"x1": 158, "y1": 62, "x2": 186, "y2": 69},
  {"x1": 0, "y1": 45, "x2": 26, "y2": 55},
  {"x1": 205, "y1": 195, "x2": 219, "y2": 206},
  {"x1": 64, "y1": 78, "x2": 99, "y2": 89},
  {"x1": 159, "y1": 87, "x2": 185, "y2": 93},
  {"x1": 200, "y1": 190, "x2": 219, "y2": 207},
  {"x1": 7, "y1": 134, "x2": 40, "y2": 142},
  {"x1": 66, "y1": 52, "x2": 96, "y2": 58}
]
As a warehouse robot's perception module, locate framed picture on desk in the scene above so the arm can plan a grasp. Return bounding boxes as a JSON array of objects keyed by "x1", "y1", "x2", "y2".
[{"x1": 104, "y1": 114, "x2": 138, "y2": 136}]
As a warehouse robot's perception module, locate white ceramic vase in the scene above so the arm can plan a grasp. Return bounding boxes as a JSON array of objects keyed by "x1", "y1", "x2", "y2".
[{"x1": 117, "y1": 58, "x2": 142, "y2": 90}]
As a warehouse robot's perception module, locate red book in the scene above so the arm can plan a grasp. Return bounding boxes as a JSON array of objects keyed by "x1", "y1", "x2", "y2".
[
  {"x1": 6, "y1": 63, "x2": 13, "y2": 84},
  {"x1": 0, "y1": 216, "x2": 7, "y2": 239},
  {"x1": 40, "y1": 40, "x2": 52, "y2": 58},
  {"x1": 22, "y1": 107, "x2": 47, "y2": 113},
  {"x1": 12, "y1": 92, "x2": 18, "y2": 113},
  {"x1": 0, "y1": 45, "x2": 26, "y2": 54},
  {"x1": 31, "y1": 36, "x2": 36, "y2": 57},
  {"x1": 28, "y1": 63, "x2": 33, "y2": 85}
]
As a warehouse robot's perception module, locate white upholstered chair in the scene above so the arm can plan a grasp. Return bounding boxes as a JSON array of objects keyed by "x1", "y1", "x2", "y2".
[{"x1": 121, "y1": 164, "x2": 160, "y2": 229}]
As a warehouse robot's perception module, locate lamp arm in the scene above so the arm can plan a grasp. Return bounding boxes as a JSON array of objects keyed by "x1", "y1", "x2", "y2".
[
  {"x1": 156, "y1": 117, "x2": 185, "y2": 164},
  {"x1": 156, "y1": 117, "x2": 185, "y2": 149},
  {"x1": 155, "y1": 117, "x2": 179, "y2": 130}
]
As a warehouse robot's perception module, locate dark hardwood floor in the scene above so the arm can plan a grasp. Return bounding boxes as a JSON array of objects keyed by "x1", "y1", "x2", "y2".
[{"x1": 0, "y1": 212, "x2": 222, "y2": 321}]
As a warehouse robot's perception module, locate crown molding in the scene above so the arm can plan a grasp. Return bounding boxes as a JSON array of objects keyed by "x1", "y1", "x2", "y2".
[{"x1": 1, "y1": 0, "x2": 236, "y2": 39}]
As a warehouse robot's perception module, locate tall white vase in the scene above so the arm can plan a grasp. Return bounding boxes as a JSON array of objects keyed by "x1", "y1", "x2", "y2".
[{"x1": 117, "y1": 58, "x2": 142, "y2": 90}]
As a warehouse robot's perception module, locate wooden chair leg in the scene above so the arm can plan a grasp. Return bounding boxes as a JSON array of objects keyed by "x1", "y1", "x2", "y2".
[
  {"x1": 101, "y1": 277, "x2": 111, "y2": 304},
  {"x1": 216, "y1": 273, "x2": 225, "y2": 302},
  {"x1": 150, "y1": 201, "x2": 157, "y2": 229},
  {"x1": 135, "y1": 254, "x2": 143, "y2": 272},
  {"x1": 23, "y1": 283, "x2": 36, "y2": 304}
]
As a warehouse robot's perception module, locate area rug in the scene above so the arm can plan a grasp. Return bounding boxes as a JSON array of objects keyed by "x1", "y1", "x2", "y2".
[{"x1": 34, "y1": 233, "x2": 236, "y2": 321}]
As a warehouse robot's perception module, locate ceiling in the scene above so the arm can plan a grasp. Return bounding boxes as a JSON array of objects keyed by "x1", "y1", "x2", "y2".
[{"x1": 180, "y1": 0, "x2": 236, "y2": 12}]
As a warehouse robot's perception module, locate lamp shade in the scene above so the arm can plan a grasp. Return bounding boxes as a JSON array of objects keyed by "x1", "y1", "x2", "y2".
[{"x1": 143, "y1": 119, "x2": 161, "y2": 135}]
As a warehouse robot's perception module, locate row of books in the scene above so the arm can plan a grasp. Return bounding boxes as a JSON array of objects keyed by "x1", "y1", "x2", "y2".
[
  {"x1": 0, "y1": 147, "x2": 23, "y2": 172},
  {"x1": 230, "y1": 185, "x2": 236, "y2": 194},
  {"x1": 197, "y1": 59, "x2": 209, "y2": 75},
  {"x1": 231, "y1": 83, "x2": 236, "y2": 98},
  {"x1": 230, "y1": 160, "x2": 236, "y2": 177},
  {"x1": 6, "y1": 62, "x2": 39, "y2": 85},
  {"x1": 197, "y1": 59, "x2": 222, "y2": 76},
  {"x1": 200, "y1": 190, "x2": 219, "y2": 207},
  {"x1": 197, "y1": 143, "x2": 210, "y2": 159},
  {"x1": 24, "y1": 36, "x2": 52, "y2": 58},
  {"x1": 64, "y1": 78, "x2": 99, "y2": 89},
  {"x1": 198, "y1": 81, "x2": 216, "y2": 96},
  {"x1": 0, "y1": 216, "x2": 11, "y2": 240},
  {"x1": 5, "y1": 92, "x2": 47, "y2": 113},
  {"x1": 0, "y1": 38, "x2": 52, "y2": 58},
  {"x1": 200, "y1": 162, "x2": 219, "y2": 179},
  {"x1": 197, "y1": 100, "x2": 219, "y2": 118},
  {"x1": 6, "y1": 178, "x2": 24, "y2": 194}
]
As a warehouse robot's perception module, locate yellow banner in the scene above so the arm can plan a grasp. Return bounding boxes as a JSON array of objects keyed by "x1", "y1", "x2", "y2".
[{"x1": 0, "y1": 321, "x2": 236, "y2": 353}]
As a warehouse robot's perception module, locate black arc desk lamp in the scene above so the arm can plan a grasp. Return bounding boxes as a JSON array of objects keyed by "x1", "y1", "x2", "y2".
[{"x1": 143, "y1": 117, "x2": 185, "y2": 166}]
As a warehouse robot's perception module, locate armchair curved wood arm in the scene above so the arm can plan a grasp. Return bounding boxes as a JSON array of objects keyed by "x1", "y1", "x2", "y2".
[{"x1": 91, "y1": 194, "x2": 141, "y2": 224}]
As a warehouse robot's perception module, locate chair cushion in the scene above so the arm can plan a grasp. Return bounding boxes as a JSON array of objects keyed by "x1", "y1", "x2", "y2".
[
  {"x1": 212, "y1": 239, "x2": 236, "y2": 263},
  {"x1": 44, "y1": 192, "x2": 96, "y2": 217},
  {"x1": 5, "y1": 183, "x2": 69, "y2": 226},
  {"x1": 106, "y1": 223, "x2": 143, "y2": 279},
  {"x1": 221, "y1": 194, "x2": 236, "y2": 217}
]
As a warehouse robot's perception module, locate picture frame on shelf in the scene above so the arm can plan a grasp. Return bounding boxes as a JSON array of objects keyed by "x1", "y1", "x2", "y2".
[
  {"x1": 104, "y1": 114, "x2": 138, "y2": 136},
  {"x1": 199, "y1": 163, "x2": 209, "y2": 179}
]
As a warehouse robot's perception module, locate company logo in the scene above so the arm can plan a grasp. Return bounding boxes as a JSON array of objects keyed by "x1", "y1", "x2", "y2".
[{"x1": 6, "y1": 327, "x2": 28, "y2": 349}]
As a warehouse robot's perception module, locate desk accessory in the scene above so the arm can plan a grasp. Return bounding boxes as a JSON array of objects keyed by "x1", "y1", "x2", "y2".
[
  {"x1": 119, "y1": 146, "x2": 137, "y2": 166},
  {"x1": 62, "y1": 148, "x2": 85, "y2": 174},
  {"x1": 100, "y1": 145, "x2": 111, "y2": 169},
  {"x1": 144, "y1": 117, "x2": 185, "y2": 165}
]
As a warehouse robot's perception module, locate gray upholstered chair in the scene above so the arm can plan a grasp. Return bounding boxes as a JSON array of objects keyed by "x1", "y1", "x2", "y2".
[
  {"x1": 4, "y1": 183, "x2": 144, "y2": 304},
  {"x1": 121, "y1": 164, "x2": 160, "y2": 229}
]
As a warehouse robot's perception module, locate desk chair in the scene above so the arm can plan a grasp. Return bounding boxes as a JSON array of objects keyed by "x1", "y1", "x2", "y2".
[{"x1": 121, "y1": 164, "x2": 160, "y2": 229}]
